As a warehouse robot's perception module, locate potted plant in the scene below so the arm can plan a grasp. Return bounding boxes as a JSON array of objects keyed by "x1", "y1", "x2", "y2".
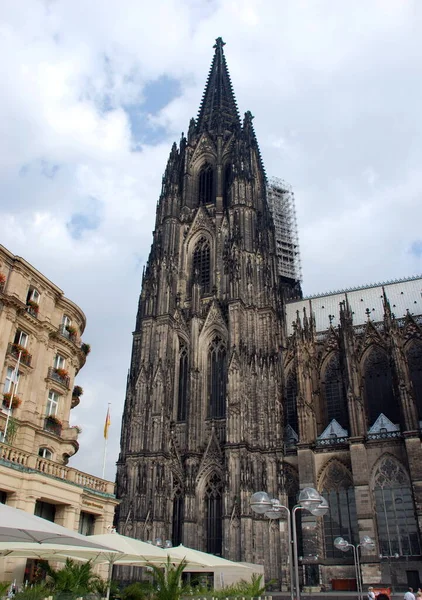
[
  {"x1": 26, "y1": 299, "x2": 39, "y2": 313},
  {"x1": 71, "y1": 425, "x2": 82, "y2": 434},
  {"x1": 3, "y1": 393, "x2": 22, "y2": 409},
  {"x1": 66, "y1": 325, "x2": 78, "y2": 337},
  {"x1": 13, "y1": 343, "x2": 29, "y2": 359},
  {"x1": 0, "y1": 273, "x2": 5, "y2": 284},
  {"x1": 81, "y1": 342, "x2": 91, "y2": 355},
  {"x1": 55, "y1": 367, "x2": 69, "y2": 379},
  {"x1": 46, "y1": 414, "x2": 62, "y2": 427},
  {"x1": 72, "y1": 385, "x2": 83, "y2": 397}
]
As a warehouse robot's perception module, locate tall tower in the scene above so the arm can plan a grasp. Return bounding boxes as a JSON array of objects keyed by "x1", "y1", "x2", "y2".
[{"x1": 117, "y1": 39, "x2": 294, "y2": 583}]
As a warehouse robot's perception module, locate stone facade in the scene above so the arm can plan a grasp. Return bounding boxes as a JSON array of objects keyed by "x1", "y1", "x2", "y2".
[
  {"x1": 0, "y1": 244, "x2": 118, "y2": 582},
  {"x1": 117, "y1": 39, "x2": 422, "y2": 591}
]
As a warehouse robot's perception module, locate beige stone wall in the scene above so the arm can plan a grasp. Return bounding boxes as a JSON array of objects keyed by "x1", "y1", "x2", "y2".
[{"x1": 0, "y1": 245, "x2": 118, "y2": 585}]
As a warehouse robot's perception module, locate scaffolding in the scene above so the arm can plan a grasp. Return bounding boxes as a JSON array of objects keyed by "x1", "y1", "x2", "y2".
[{"x1": 267, "y1": 176, "x2": 302, "y2": 282}]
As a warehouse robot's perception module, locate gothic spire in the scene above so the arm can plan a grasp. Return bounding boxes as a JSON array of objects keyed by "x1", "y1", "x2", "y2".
[{"x1": 196, "y1": 37, "x2": 241, "y2": 134}]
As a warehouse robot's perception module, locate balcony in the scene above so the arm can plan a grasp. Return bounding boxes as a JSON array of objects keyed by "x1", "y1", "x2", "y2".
[
  {"x1": 26, "y1": 302, "x2": 39, "y2": 318},
  {"x1": 47, "y1": 367, "x2": 70, "y2": 390},
  {"x1": 44, "y1": 416, "x2": 62, "y2": 436},
  {"x1": 58, "y1": 324, "x2": 79, "y2": 345},
  {"x1": 315, "y1": 435, "x2": 349, "y2": 447},
  {"x1": 0, "y1": 441, "x2": 115, "y2": 495},
  {"x1": 7, "y1": 343, "x2": 32, "y2": 367}
]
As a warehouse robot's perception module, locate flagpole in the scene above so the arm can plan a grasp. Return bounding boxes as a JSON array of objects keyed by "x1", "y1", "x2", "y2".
[
  {"x1": 102, "y1": 403, "x2": 111, "y2": 480},
  {"x1": 4, "y1": 352, "x2": 21, "y2": 443}
]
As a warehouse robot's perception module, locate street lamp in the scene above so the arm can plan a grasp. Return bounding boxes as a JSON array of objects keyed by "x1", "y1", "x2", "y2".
[
  {"x1": 250, "y1": 489, "x2": 328, "y2": 600},
  {"x1": 334, "y1": 536, "x2": 375, "y2": 600}
]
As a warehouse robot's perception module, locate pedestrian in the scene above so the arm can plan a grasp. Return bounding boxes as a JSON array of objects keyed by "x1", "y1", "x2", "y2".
[
  {"x1": 416, "y1": 589, "x2": 422, "y2": 599},
  {"x1": 368, "y1": 587, "x2": 376, "y2": 600},
  {"x1": 404, "y1": 588, "x2": 416, "y2": 600}
]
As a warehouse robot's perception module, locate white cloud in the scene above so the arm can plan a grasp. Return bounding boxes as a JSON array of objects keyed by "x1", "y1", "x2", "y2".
[{"x1": 0, "y1": 0, "x2": 421, "y2": 481}]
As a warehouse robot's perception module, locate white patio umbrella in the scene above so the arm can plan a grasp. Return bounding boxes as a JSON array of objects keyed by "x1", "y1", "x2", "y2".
[
  {"x1": 85, "y1": 532, "x2": 173, "y2": 600},
  {"x1": 166, "y1": 544, "x2": 250, "y2": 569},
  {"x1": 0, "y1": 504, "x2": 114, "y2": 550}
]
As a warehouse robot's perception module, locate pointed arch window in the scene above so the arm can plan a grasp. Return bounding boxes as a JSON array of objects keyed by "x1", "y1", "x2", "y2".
[
  {"x1": 285, "y1": 369, "x2": 298, "y2": 435},
  {"x1": 208, "y1": 336, "x2": 226, "y2": 418},
  {"x1": 364, "y1": 347, "x2": 398, "y2": 425},
  {"x1": 205, "y1": 473, "x2": 223, "y2": 555},
  {"x1": 373, "y1": 457, "x2": 421, "y2": 556},
  {"x1": 177, "y1": 344, "x2": 189, "y2": 421},
  {"x1": 323, "y1": 354, "x2": 349, "y2": 429},
  {"x1": 199, "y1": 163, "x2": 214, "y2": 205},
  {"x1": 192, "y1": 237, "x2": 211, "y2": 294},
  {"x1": 321, "y1": 463, "x2": 358, "y2": 558},
  {"x1": 172, "y1": 480, "x2": 184, "y2": 547},
  {"x1": 406, "y1": 342, "x2": 422, "y2": 420}
]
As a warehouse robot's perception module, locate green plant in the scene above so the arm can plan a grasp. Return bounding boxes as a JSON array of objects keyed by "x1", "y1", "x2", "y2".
[
  {"x1": 237, "y1": 574, "x2": 268, "y2": 597},
  {"x1": 45, "y1": 558, "x2": 100, "y2": 599},
  {"x1": 0, "y1": 582, "x2": 10, "y2": 597},
  {"x1": 72, "y1": 385, "x2": 83, "y2": 397},
  {"x1": 46, "y1": 414, "x2": 62, "y2": 426},
  {"x1": 121, "y1": 581, "x2": 155, "y2": 600},
  {"x1": 94, "y1": 578, "x2": 120, "y2": 600},
  {"x1": 66, "y1": 325, "x2": 77, "y2": 336},
  {"x1": 14, "y1": 584, "x2": 49, "y2": 600},
  {"x1": 4, "y1": 417, "x2": 19, "y2": 444},
  {"x1": 148, "y1": 558, "x2": 190, "y2": 600},
  {"x1": 27, "y1": 300, "x2": 39, "y2": 312},
  {"x1": 81, "y1": 343, "x2": 91, "y2": 355},
  {"x1": 3, "y1": 393, "x2": 22, "y2": 409}
]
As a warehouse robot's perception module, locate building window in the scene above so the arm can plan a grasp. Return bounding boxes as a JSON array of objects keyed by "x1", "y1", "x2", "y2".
[
  {"x1": 323, "y1": 354, "x2": 349, "y2": 429},
  {"x1": 0, "y1": 491, "x2": 7, "y2": 504},
  {"x1": 26, "y1": 286, "x2": 40, "y2": 304},
  {"x1": 34, "y1": 500, "x2": 56, "y2": 522},
  {"x1": 53, "y1": 354, "x2": 66, "y2": 370},
  {"x1": 321, "y1": 462, "x2": 358, "y2": 558},
  {"x1": 14, "y1": 329, "x2": 28, "y2": 348},
  {"x1": 407, "y1": 342, "x2": 422, "y2": 420},
  {"x1": 285, "y1": 369, "x2": 298, "y2": 434},
  {"x1": 199, "y1": 163, "x2": 214, "y2": 204},
  {"x1": 46, "y1": 390, "x2": 60, "y2": 416},
  {"x1": 3, "y1": 366, "x2": 20, "y2": 394},
  {"x1": 205, "y1": 473, "x2": 223, "y2": 555},
  {"x1": 62, "y1": 315, "x2": 72, "y2": 328},
  {"x1": 38, "y1": 448, "x2": 52, "y2": 460},
  {"x1": 177, "y1": 345, "x2": 189, "y2": 421},
  {"x1": 373, "y1": 456, "x2": 421, "y2": 556},
  {"x1": 172, "y1": 482, "x2": 184, "y2": 546},
  {"x1": 192, "y1": 237, "x2": 211, "y2": 294},
  {"x1": 79, "y1": 512, "x2": 95, "y2": 536},
  {"x1": 208, "y1": 336, "x2": 226, "y2": 418},
  {"x1": 364, "y1": 346, "x2": 398, "y2": 425}
]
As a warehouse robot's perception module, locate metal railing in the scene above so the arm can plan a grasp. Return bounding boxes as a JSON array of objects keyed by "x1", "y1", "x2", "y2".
[
  {"x1": 6, "y1": 342, "x2": 32, "y2": 367},
  {"x1": 47, "y1": 367, "x2": 70, "y2": 389}
]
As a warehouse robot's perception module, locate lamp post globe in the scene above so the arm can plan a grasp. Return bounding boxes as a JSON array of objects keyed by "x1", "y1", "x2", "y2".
[
  {"x1": 250, "y1": 491, "x2": 272, "y2": 514},
  {"x1": 360, "y1": 536, "x2": 375, "y2": 550},
  {"x1": 334, "y1": 536, "x2": 350, "y2": 552},
  {"x1": 310, "y1": 496, "x2": 329, "y2": 517},
  {"x1": 298, "y1": 487, "x2": 321, "y2": 510}
]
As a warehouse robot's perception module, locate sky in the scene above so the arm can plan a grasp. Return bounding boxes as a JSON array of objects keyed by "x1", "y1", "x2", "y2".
[{"x1": 1, "y1": 0, "x2": 421, "y2": 481}]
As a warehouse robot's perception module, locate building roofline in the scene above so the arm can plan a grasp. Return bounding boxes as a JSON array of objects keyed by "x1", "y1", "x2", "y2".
[{"x1": 291, "y1": 274, "x2": 422, "y2": 302}]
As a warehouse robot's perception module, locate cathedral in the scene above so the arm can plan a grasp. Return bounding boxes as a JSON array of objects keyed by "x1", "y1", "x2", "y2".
[{"x1": 116, "y1": 39, "x2": 422, "y2": 591}]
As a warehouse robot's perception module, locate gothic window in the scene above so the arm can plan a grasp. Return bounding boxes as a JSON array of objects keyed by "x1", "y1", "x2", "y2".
[
  {"x1": 208, "y1": 336, "x2": 227, "y2": 418},
  {"x1": 323, "y1": 354, "x2": 349, "y2": 429},
  {"x1": 199, "y1": 163, "x2": 214, "y2": 204},
  {"x1": 223, "y1": 163, "x2": 232, "y2": 210},
  {"x1": 172, "y1": 481, "x2": 184, "y2": 546},
  {"x1": 406, "y1": 342, "x2": 422, "y2": 420},
  {"x1": 192, "y1": 237, "x2": 211, "y2": 294},
  {"x1": 285, "y1": 369, "x2": 298, "y2": 434},
  {"x1": 364, "y1": 347, "x2": 398, "y2": 425},
  {"x1": 177, "y1": 344, "x2": 189, "y2": 421},
  {"x1": 373, "y1": 456, "x2": 421, "y2": 556},
  {"x1": 321, "y1": 463, "x2": 358, "y2": 558},
  {"x1": 205, "y1": 473, "x2": 223, "y2": 555}
]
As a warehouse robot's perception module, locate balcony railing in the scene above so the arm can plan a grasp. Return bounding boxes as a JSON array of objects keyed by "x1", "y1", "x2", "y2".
[
  {"x1": 44, "y1": 417, "x2": 63, "y2": 436},
  {"x1": 47, "y1": 367, "x2": 70, "y2": 390},
  {"x1": 367, "y1": 430, "x2": 401, "y2": 441},
  {"x1": 26, "y1": 305, "x2": 39, "y2": 318},
  {"x1": 315, "y1": 435, "x2": 349, "y2": 447},
  {"x1": 58, "y1": 324, "x2": 80, "y2": 347},
  {"x1": 0, "y1": 441, "x2": 114, "y2": 495},
  {"x1": 7, "y1": 343, "x2": 32, "y2": 367}
]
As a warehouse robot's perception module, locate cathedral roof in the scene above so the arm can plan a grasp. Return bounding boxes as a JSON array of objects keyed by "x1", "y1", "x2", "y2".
[
  {"x1": 286, "y1": 275, "x2": 422, "y2": 334},
  {"x1": 196, "y1": 37, "x2": 241, "y2": 134}
]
